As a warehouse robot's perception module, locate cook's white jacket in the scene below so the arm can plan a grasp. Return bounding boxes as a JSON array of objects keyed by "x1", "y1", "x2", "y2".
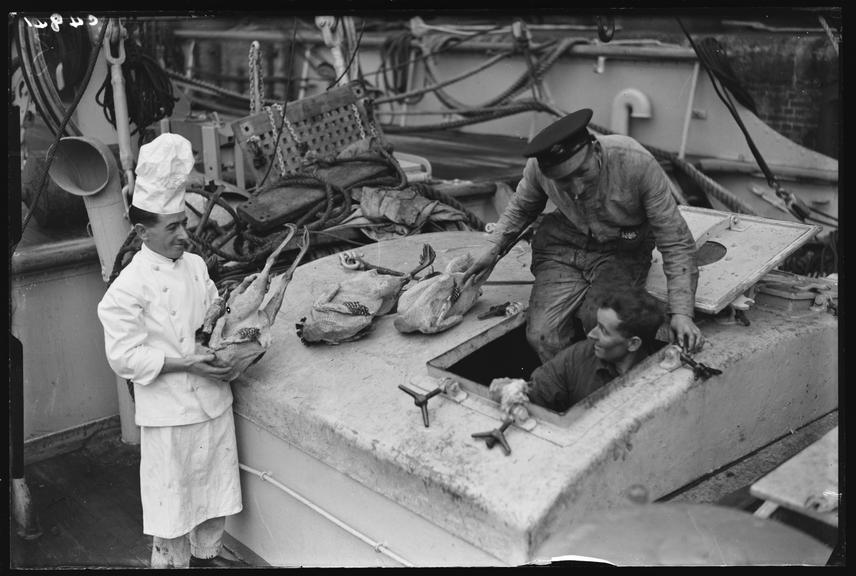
[{"x1": 98, "y1": 243, "x2": 232, "y2": 426}]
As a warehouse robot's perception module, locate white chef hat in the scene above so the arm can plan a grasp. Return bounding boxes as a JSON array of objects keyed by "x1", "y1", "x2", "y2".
[{"x1": 132, "y1": 133, "x2": 195, "y2": 215}]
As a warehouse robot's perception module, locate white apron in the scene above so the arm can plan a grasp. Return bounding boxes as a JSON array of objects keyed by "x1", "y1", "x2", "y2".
[{"x1": 140, "y1": 408, "x2": 242, "y2": 538}]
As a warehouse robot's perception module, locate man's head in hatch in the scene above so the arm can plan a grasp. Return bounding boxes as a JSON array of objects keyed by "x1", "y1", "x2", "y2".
[{"x1": 588, "y1": 287, "x2": 665, "y2": 365}]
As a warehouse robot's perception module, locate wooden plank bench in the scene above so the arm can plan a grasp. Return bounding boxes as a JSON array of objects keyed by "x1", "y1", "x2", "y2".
[{"x1": 750, "y1": 426, "x2": 839, "y2": 527}]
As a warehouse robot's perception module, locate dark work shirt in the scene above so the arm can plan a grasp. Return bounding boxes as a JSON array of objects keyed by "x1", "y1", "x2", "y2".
[
  {"x1": 527, "y1": 339, "x2": 619, "y2": 413},
  {"x1": 488, "y1": 134, "x2": 699, "y2": 316}
]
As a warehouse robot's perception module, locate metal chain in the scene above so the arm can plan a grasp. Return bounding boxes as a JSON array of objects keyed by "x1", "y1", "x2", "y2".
[
  {"x1": 264, "y1": 104, "x2": 288, "y2": 177},
  {"x1": 277, "y1": 104, "x2": 301, "y2": 145},
  {"x1": 350, "y1": 103, "x2": 367, "y2": 139},
  {"x1": 249, "y1": 41, "x2": 265, "y2": 115}
]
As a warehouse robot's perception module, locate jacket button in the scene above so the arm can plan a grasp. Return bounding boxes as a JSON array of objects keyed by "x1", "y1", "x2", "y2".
[
  {"x1": 162, "y1": 287, "x2": 168, "y2": 293},
  {"x1": 153, "y1": 265, "x2": 159, "y2": 271},
  {"x1": 171, "y1": 310, "x2": 177, "y2": 316}
]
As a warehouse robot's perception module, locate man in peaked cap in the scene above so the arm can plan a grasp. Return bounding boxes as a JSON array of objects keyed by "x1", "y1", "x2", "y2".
[
  {"x1": 464, "y1": 109, "x2": 702, "y2": 362},
  {"x1": 97, "y1": 133, "x2": 244, "y2": 568}
]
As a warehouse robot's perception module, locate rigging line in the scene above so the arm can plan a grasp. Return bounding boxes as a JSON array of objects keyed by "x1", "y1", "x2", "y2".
[
  {"x1": 804, "y1": 211, "x2": 838, "y2": 227},
  {"x1": 13, "y1": 19, "x2": 108, "y2": 256},
  {"x1": 165, "y1": 68, "x2": 278, "y2": 104},
  {"x1": 817, "y1": 16, "x2": 839, "y2": 55},
  {"x1": 805, "y1": 216, "x2": 837, "y2": 229},
  {"x1": 676, "y1": 17, "x2": 810, "y2": 222},
  {"x1": 374, "y1": 49, "x2": 513, "y2": 105},
  {"x1": 328, "y1": 18, "x2": 366, "y2": 90},
  {"x1": 421, "y1": 37, "x2": 577, "y2": 112},
  {"x1": 808, "y1": 205, "x2": 837, "y2": 223},
  {"x1": 678, "y1": 19, "x2": 770, "y2": 178},
  {"x1": 361, "y1": 23, "x2": 508, "y2": 81}
]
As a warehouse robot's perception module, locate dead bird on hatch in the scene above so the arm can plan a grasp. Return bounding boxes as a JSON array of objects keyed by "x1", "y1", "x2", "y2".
[
  {"x1": 394, "y1": 227, "x2": 533, "y2": 335},
  {"x1": 296, "y1": 244, "x2": 436, "y2": 345},
  {"x1": 393, "y1": 253, "x2": 485, "y2": 334},
  {"x1": 198, "y1": 224, "x2": 310, "y2": 381}
]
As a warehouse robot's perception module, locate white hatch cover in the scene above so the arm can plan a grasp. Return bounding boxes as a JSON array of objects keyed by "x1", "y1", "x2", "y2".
[{"x1": 645, "y1": 206, "x2": 822, "y2": 314}]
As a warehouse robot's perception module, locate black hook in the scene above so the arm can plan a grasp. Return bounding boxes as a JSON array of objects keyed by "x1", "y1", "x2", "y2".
[
  {"x1": 398, "y1": 385, "x2": 443, "y2": 428},
  {"x1": 471, "y1": 419, "x2": 513, "y2": 456}
]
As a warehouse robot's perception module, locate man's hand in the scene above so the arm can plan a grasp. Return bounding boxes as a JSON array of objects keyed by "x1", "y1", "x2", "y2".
[
  {"x1": 670, "y1": 313, "x2": 704, "y2": 353},
  {"x1": 183, "y1": 353, "x2": 234, "y2": 381},
  {"x1": 461, "y1": 245, "x2": 501, "y2": 284}
]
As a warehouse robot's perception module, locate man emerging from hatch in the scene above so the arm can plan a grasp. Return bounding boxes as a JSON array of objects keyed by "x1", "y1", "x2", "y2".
[
  {"x1": 463, "y1": 108, "x2": 703, "y2": 362},
  {"x1": 524, "y1": 286, "x2": 665, "y2": 413}
]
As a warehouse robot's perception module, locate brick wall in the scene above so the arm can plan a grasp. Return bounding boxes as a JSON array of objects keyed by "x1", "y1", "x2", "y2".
[{"x1": 721, "y1": 35, "x2": 839, "y2": 158}]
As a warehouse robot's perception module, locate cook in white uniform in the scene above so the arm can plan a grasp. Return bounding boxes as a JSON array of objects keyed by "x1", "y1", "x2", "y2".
[{"x1": 97, "y1": 133, "x2": 242, "y2": 568}]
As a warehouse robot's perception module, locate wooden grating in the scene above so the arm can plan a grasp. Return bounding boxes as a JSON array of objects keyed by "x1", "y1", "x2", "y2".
[{"x1": 231, "y1": 82, "x2": 383, "y2": 183}]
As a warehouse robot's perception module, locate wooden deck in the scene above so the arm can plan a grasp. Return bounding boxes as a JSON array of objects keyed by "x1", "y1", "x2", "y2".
[
  {"x1": 11, "y1": 428, "x2": 258, "y2": 569},
  {"x1": 11, "y1": 412, "x2": 840, "y2": 568}
]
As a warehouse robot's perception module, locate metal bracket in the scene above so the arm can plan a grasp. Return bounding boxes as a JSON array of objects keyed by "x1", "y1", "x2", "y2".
[
  {"x1": 398, "y1": 384, "x2": 442, "y2": 428},
  {"x1": 471, "y1": 419, "x2": 513, "y2": 456},
  {"x1": 679, "y1": 350, "x2": 722, "y2": 381},
  {"x1": 438, "y1": 378, "x2": 468, "y2": 403},
  {"x1": 729, "y1": 214, "x2": 748, "y2": 232}
]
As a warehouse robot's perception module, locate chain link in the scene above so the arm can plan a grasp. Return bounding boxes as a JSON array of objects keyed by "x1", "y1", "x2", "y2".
[
  {"x1": 265, "y1": 104, "x2": 288, "y2": 178},
  {"x1": 276, "y1": 104, "x2": 301, "y2": 145},
  {"x1": 249, "y1": 41, "x2": 265, "y2": 115},
  {"x1": 350, "y1": 103, "x2": 367, "y2": 140}
]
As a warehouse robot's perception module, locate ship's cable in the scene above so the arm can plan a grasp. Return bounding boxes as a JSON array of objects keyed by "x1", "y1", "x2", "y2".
[
  {"x1": 328, "y1": 18, "x2": 366, "y2": 90},
  {"x1": 677, "y1": 17, "x2": 824, "y2": 225}
]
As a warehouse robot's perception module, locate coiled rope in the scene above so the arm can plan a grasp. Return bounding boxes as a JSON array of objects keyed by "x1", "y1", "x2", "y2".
[
  {"x1": 379, "y1": 31, "x2": 418, "y2": 99},
  {"x1": 95, "y1": 41, "x2": 179, "y2": 146},
  {"x1": 587, "y1": 121, "x2": 758, "y2": 215},
  {"x1": 421, "y1": 37, "x2": 578, "y2": 112}
]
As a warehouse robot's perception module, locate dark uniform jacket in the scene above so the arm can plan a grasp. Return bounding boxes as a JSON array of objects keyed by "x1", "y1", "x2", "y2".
[{"x1": 489, "y1": 134, "x2": 699, "y2": 316}]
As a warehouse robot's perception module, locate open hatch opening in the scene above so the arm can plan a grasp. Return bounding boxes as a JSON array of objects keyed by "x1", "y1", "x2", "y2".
[
  {"x1": 446, "y1": 323, "x2": 541, "y2": 388},
  {"x1": 428, "y1": 312, "x2": 669, "y2": 427}
]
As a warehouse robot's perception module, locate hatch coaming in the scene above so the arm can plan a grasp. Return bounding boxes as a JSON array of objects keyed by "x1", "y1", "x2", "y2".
[{"x1": 425, "y1": 311, "x2": 674, "y2": 431}]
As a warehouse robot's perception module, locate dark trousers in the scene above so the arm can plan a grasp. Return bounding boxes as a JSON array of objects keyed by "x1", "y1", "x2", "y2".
[{"x1": 526, "y1": 212, "x2": 653, "y2": 362}]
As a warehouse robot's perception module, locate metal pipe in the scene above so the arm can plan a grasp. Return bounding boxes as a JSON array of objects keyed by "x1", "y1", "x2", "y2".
[
  {"x1": 47, "y1": 136, "x2": 139, "y2": 444},
  {"x1": 47, "y1": 137, "x2": 130, "y2": 282},
  {"x1": 11, "y1": 237, "x2": 99, "y2": 275},
  {"x1": 172, "y1": 28, "x2": 698, "y2": 59},
  {"x1": 297, "y1": 45, "x2": 312, "y2": 100},
  {"x1": 678, "y1": 62, "x2": 700, "y2": 160},
  {"x1": 238, "y1": 463, "x2": 414, "y2": 567},
  {"x1": 611, "y1": 88, "x2": 651, "y2": 136}
]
